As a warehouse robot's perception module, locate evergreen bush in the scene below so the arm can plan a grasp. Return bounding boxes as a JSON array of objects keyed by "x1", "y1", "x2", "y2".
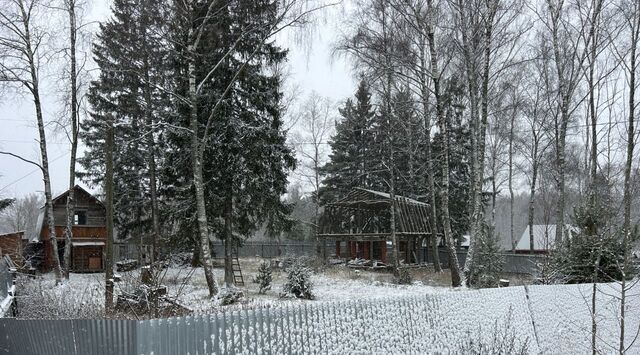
[
  {"x1": 550, "y1": 197, "x2": 628, "y2": 283},
  {"x1": 469, "y1": 224, "x2": 504, "y2": 288},
  {"x1": 395, "y1": 268, "x2": 413, "y2": 285},
  {"x1": 254, "y1": 261, "x2": 273, "y2": 294},
  {"x1": 282, "y1": 261, "x2": 314, "y2": 299}
]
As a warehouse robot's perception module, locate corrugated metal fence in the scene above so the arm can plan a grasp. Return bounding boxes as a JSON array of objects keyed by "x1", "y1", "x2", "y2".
[
  {"x1": 0, "y1": 261, "x2": 9, "y2": 301},
  {"x1": 2, "y1": 283, "x2": 638, "y2": 354},
  {"x1": 0, "y1": 290, "x2": 536, "y2": 355}
]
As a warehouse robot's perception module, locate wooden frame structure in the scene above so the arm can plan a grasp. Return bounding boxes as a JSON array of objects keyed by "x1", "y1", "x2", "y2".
[{"x1": 318, "y1": 188, "x2": 432, "y2": 264}]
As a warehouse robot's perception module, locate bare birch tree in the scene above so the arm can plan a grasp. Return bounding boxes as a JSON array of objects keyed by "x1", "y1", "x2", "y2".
[
  {"x1": 60, "y1": 0, "x2": 82, "y2": 279},
  {"x1": 538, "y1": 0, "x2": 596, "y2": 244},
  {"x1": 292, "y1": 92, "x2": 334, "y2": 259},
  {"x1": 0, "y1": 0, "x2": 63, "y2": 283},
  {"x1": 610, "y1": 0, "x2": 640, "y2": 351},
  {"x1": 451, "y1": 0, "x2": 527, "y2": 285}
]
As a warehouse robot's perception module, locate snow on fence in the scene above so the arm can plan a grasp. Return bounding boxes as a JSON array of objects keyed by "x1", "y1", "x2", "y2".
[
  {"x1": 1, "y1": 282, "x2": 638, "y2": 354},
  {"x1": 0, "y1": 261, "x2": 14, "y2": 317}
]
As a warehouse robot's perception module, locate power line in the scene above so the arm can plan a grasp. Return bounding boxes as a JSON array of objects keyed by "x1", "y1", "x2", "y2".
[
  {"x1": 0, "y1": 139, "x2": 69, "y2": 145},
  {"x1": 0, "y1": 152, "x2": 69, "y2": 193}
]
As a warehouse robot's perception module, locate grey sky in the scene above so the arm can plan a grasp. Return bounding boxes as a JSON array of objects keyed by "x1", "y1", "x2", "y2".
[{"x1": 0, "y1": 1, "x2": 355, "y2": 199}]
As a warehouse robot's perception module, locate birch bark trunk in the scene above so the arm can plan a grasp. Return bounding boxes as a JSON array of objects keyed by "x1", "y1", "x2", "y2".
[
  {"x1": 189, "y1": 37, "x2": 219, "y2": 296},
  {"x1": 64, "y1": 0, "x2": 79, "y2": 279},
  {"x1": 105, "y1": 115, "x2": 115, "y2": 311},
  {"x1": 419, "y1": 39, "x2": 441, "y2": 272},
  {"x1": 19, "y1": 2, "x2": 63, "y2": 282},
  {"x1": 426, "y1": 0, "x2": 461, "y2": 286},
  {"x1": 620, "y1": 4, "x2": 639, "y2": 351}
]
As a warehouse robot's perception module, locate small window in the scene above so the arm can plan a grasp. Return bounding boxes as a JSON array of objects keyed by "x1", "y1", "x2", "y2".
[{"x1": 74, "y1": 211, "x2": 87, "y2": 225}]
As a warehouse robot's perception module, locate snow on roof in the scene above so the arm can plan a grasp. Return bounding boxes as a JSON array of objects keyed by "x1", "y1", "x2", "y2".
[
  {"x1": 516, "y1": 224, "x2": 576, "y2": 251},
  {"x1": 0, "y1": 231, "x2": 25, "y2": 238},
  {"x1": 356, "y1": 188, "x2": 427, "y2": 206},
  {"x1": 72, "y1": 241, "x2": 105, "y2": 246}
]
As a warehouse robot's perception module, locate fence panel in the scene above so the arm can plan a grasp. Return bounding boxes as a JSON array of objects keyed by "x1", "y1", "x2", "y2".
[
  {"x1": 0, "y1": 261, "x2": 9, "y2": 301},
  {"x1": 2, "y1": 282, "x2": 639, "y2": 354}
]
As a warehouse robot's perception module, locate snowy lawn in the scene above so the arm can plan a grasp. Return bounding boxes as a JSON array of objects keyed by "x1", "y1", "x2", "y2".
[
  {"x1": 120, "y1": 257, "x2": 457, "y2": 313},
  {"x1": 15, "y1": 257, "x2": 457, "y2": 316}
]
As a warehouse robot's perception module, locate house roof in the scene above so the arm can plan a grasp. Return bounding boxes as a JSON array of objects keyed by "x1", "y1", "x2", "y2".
[
  {"x1": 320, "y1": 187, "x2": 432, "y2": 237},
  {"x1": 51, "y1": 185, "x2": 104, "y2": 207},
  {"x1": 0, "y1": 231, "x2": 25, "y2": 238},
  {"x1": 515, "y1": 224, "x2": 577, "y2": 251}
]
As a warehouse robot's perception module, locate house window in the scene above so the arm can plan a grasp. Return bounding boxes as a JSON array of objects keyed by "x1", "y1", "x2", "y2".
[{"x1": 74, "y1": 211, "x2": 87, "y2": 225}]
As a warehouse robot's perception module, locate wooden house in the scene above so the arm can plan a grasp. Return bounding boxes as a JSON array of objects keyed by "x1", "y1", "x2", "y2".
[
  {"x1": 28, "y1": 185, "x2": 106, "y2": 272},
  {"x1": 318, "y1": 188, "x2": 432, "y2": 265}
]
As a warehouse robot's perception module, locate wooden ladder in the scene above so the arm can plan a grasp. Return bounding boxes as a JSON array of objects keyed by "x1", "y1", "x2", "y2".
[{"x1": 231, "y1": 246, "x2": 244, "y2": 286}]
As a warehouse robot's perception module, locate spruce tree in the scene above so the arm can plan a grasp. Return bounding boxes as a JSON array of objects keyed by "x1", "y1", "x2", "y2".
[
  {"x1": 320, "y1": 80, "x2": 379, "y2": 202},
  {"x1": 80, "y1": 0, "x2": 170, "y2": 245},
  {"x1": 165, "y1": 0, "x2": 295, "y2": 285},
  {"x1": 254, "y1": 261, "x2": 273, "y2": 294}
]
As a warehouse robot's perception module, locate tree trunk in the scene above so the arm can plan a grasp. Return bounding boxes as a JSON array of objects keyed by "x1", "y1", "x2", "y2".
[
  {"x1": 465, "y1": 4, "x2": 497, "y2": 285},
  {"x1": 591, "y1": 248, "x2": 601, "y2": 355},
  {"x1": 529, "y1": 138, "x2": 539, "y2": 253},
  {"x1": 555, "y1": 111, "x2": 568, "y2": 244},
  {"x1": 189, "y1": 40, "x2": 218, "y2": 297},
  {"x1": 620, "y1": 6, "x2": 639, "y2": 352},
  {"x1": 508, "y1": 108, "x2": 515, "y2": 252},
  {"x1": 64, "y1": 0, "x2": 79, "y2": 279},
  {"x1": 22, "y1": 9, "x2": 63, "y2": 282},
  {"x1": 426, "y1": 0, "x2": 461, "y2": 285},
  {"x1": 588, "y1": 0, "x2": 603, "y2": 192},
  {"x1": 143, "y1": 34, "x2": 160, "y2": 266},
  {"x1": 105, "y1": 116, "x2": 115, "y2": 311},
  {"x1": 439, "y1": 118, "x2": 462, "y2": 287},
  {"x1": 224, "y1": 192, "x2": 234, "y2": 287},
  {"x1": 419, "y1": 40, "x2": 441, "y2": 272}
]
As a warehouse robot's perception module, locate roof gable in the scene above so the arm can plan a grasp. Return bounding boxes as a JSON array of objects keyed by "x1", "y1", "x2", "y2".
[{"x1": 51, "y1": 185, "x2": 103, "y2": 207}]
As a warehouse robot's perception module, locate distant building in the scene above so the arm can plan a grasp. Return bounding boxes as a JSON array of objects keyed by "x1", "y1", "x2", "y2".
[
  {"x1": 318, "y1": 188, "x2": 432, "y2": 264},
  {"x1": 514, "y1": 224, "x2": 577, "y2": 253},
  {"x1": 28, "y1": 185, "x2": 106, "y2": 272}
]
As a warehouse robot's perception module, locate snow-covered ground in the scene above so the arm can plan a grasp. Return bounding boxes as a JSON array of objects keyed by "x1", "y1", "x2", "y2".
[{"x1": 125, "y1": 260, "x2": 453, "y2": 313}]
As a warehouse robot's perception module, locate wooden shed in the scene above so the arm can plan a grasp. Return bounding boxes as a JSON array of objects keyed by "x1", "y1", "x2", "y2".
[
  {"x1": 318, "y1": 188, "x2": 432, "y2": 264},
  {"x1": 29, "y1": 185, "x2": 107, "y2": 272}
]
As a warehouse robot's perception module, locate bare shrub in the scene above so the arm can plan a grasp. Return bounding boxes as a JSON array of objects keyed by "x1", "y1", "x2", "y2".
[
  {"x1": 456, "y1": 308, "x2": 530, "y2": 354},
  {"x1": 15, "y1": 275, "x2": 104, "y2": 319}
]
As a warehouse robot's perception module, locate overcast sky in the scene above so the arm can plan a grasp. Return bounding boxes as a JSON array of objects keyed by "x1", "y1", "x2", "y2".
[{"x1": 0, "y1": 1, "x2": 355, "y2": 200}]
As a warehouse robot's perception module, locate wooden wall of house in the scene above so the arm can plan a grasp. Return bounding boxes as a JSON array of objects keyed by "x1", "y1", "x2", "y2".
[
  {"x1": 41, "y1": 226, "x2": 106, "y2": 240},
  {"x1": 0, "y1": 232, "x2": 24, "y2": 267},
  {"x1": 72, "y1": 246, "x2": 103, "y2": 272},
  {"x1": 51, "y1": 188, "x2": 105, "y2": 227}
]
